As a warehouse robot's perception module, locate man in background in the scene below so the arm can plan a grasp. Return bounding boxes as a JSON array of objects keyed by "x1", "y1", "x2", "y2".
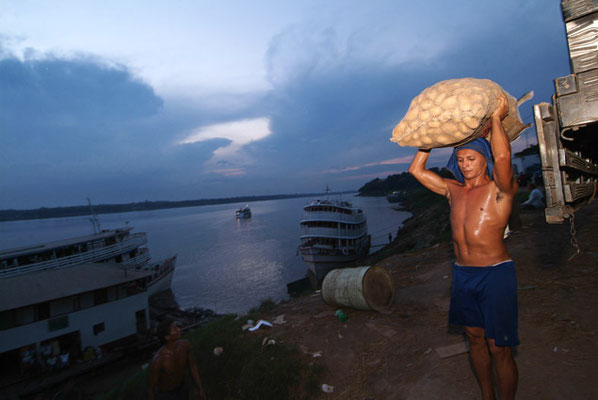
[
  {"x1": 521, "y1": 179, "x2": 545, "y2": 209},
  {"x1": 148, "y1": 319, "x2": 206, "y2": 400}
]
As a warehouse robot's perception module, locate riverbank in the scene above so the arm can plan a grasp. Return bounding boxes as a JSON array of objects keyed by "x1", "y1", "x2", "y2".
[{"x1": 263, "y1": 200, "x2": 598, "y2": 399}]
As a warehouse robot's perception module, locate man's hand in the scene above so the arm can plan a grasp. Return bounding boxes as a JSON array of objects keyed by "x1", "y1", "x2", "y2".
[
  {"x1": 191, "y1": 388, "x2": 207, "y2": 400},
  {"x1": 492, "y1": 93, "x2": 508, "y2": 121}
]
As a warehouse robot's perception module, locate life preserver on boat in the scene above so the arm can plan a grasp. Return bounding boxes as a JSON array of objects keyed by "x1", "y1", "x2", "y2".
[{"x1": 341, "y1": 248, "x2": 349, "y2": 256}]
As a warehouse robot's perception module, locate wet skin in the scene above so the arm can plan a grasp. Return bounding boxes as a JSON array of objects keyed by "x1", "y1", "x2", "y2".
[
  {"x1": 408, "y1": 94, "x2": 517, "y2": 267},
  {"x1": 447, "y1": 149, "x2": 513, "y2": 266}
]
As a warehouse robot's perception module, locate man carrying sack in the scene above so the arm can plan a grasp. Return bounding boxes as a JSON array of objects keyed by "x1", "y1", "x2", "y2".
[{"x1": 408, "y1": 93, "x2": 519, "y2": 399}]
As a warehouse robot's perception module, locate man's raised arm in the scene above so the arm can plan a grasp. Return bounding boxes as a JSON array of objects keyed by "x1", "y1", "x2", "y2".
[
  {"x1": 489, "y1": 94, "x2": 518, "y2": 195},
  {"x1": 408, "y1": 149, "x2": 450, "y2": 197},
  {"x1": 147, "y1": 358, "x2": 160, "y2": 400}
]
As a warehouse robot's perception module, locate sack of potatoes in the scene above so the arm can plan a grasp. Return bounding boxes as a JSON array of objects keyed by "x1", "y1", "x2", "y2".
[{"x1": 390, "y1": 78, "x2": 534, "y2": 149}]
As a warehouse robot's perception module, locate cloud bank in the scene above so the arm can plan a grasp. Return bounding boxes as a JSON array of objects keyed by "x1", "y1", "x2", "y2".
[{"x1": 0, "y1": 1, "x2": 571, "y2": 208}]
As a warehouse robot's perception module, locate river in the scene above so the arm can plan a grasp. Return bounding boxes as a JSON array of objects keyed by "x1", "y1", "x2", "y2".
[{"x1": 0, "y1": 195, "x2": 409, "y2": 314}]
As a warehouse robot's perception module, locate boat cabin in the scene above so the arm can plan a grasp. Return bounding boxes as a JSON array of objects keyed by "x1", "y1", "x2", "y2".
[{"x1": 0, "y1": 262, "x2": 152, "y2": 377}]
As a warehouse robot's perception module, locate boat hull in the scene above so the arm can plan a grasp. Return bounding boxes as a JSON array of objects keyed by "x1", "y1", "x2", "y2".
[
  {"x1": 299, "y1": 236, "x2": 370, "y2": 286},
  {"x1": 298, "y1": 197, "x2": 371, "y2": 288},
  {"x1": 145, "y1": 256, "x2": 176, "y2": 296}
]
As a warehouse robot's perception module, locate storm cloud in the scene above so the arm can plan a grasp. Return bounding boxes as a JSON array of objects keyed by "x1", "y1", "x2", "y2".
[{"x1": 0, "y1": 1, "x2": 571, "y2": 208}]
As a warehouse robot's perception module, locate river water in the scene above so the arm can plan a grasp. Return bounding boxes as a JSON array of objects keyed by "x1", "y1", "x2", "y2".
[{"x1": 0, "y1": 195, "x2": 409, "y2": 314}]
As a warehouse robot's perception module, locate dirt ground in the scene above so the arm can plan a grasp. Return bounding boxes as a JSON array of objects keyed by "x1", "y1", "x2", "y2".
[{"x1": 258, "y1": 201, "x2": 598, "y2": 399}]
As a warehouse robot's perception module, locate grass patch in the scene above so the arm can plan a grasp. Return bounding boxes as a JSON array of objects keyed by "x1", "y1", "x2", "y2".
[
  {"x1": 98, "y1": 315, "x2": 322, "y2": 400},
  {"x1": 248, "y1": 298, "x2": 278, "y2": 314},
  {"x1": 97, "y1": 370, "x2": 147, "y2": 400}
]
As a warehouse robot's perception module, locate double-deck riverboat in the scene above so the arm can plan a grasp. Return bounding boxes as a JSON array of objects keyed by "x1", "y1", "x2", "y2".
[
  {"x1": 298, "y1": 198, "x2": 370, "y2": 287},
  {"x1": 0, "y1": 226, "x2": 176, "y2": 295},
  {"x1": 0, "y1": 225, "x2": 176, "y2": 378}
]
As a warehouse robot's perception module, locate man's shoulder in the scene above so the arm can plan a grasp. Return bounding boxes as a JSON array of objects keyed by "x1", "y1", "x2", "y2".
[
  {"x1": 444, "y1": 178, "x2": 463, "y2": 191},
  {"x1": 152, "y1": 346, "x2": 169, "y2": 363},
  {"x1": 449, "y1": 179, "x2": 507, "y2": 196}
]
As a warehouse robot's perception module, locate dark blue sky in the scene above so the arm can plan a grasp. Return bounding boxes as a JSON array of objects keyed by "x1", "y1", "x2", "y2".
[{"x1": 0, "y1": 1, "x2": 570, "y2": 208}]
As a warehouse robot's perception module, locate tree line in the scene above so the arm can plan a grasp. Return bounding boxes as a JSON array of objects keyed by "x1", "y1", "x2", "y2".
[{"x1": 0, "y1": 192, "x2": 352, "y2": 222}]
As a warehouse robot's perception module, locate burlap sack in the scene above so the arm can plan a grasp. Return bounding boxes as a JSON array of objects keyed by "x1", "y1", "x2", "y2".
[{"x1": 390, "y1": 78, "x2": 533, "y2": 149}]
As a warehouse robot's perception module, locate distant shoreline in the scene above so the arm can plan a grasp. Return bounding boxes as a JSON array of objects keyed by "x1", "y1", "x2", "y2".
[{"x1": 0, "y1": 191, "x2": 358, "y2": 222}]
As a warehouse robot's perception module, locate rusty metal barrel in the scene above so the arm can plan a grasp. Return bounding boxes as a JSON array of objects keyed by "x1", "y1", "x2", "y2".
[{"x1": 321, "y1": 266, "x2": 394, "y2": 312}]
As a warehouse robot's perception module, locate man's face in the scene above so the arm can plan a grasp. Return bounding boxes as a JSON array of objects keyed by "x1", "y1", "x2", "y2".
[
  {"x1": 168, "y1": 322, "x2": 181, "y2": 340},
  {"x1": 456, "y1": 149, "x2": 487, "y2": 180}
]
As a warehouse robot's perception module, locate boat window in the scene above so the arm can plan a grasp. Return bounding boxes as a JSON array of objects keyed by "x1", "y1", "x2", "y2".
[
  {"x1": 10, "y1": 306, "x2": 35, "y2": 327},
  {"x1": 93, "y1": 322, "x2": 105, "y2": 336},
  {"x1": 94, "y1": 289, "x2": 108, "y2": 305},
  {"x1": 48, "y1": 316, "x2": 69, "y2": 332},
  {"x1": 0, "y1": 311, "x2": 12, "y2": 330},
  {"x1": 1, "y1": 258, "x2": 16, "y2": 269},
  {"x1": 37, "y1": 302, "x2": 50, "y2": 320}
]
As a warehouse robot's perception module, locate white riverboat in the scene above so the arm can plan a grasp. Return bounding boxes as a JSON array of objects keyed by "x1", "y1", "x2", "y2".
[
  {"x1": 0, "y1": 225, "x2": 176, "y2": 379},
  {"x1": 298, "y1": 197, "x2": 370, "y2": 287},
  {"x1": 235, "y1": 205, "x2": 252, "y2": 219},
  {"x1": 0, "y1": 226, "x2": 176, "y2": 295}
]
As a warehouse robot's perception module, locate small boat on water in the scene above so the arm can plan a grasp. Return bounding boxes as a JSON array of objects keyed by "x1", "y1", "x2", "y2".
[
  {"x1": 386, "y1": 190, "x2": 402, "y2": 203},
  {"x1": 298, "y1": 195, "x2": 370, "y2": 288},
  {"x1": 235, "y1": 205, "x2": 252, "y2": 219}
]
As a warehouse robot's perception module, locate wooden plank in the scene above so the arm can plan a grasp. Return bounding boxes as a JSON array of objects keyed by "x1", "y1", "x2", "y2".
[{"x1": 435, "y1": 342, "x2": 469, "y2": 358}]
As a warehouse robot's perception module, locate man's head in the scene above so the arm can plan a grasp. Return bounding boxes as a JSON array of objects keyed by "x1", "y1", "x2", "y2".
[
  {"x1": 456, "y1": 149, "x2": 489, "y2": 181},
  {"x1": 447, "y1": 138, "x2": 494, "y2": 183},
  {"x1": 157, "y1": 318, "x2": 181, "y2": 344},
  {"x1": 528, "y1": 181, "x2": 536, "y2": 190}
]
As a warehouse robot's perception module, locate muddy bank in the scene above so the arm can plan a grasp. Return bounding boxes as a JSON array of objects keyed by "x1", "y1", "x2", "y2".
[
  {"x1": 262, "y1": 201, "x2": 598, "y2": 399},
  {"x1": 149, "y1": 290, "x2": 220, "y2": 333}
]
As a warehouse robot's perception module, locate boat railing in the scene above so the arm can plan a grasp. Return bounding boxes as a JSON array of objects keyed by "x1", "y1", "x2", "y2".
[
  {"x1": 0, "y1": 233, "x2": 148, "y2": 277},
  {"x1": 300, "y1": 226, "x2": 368, "y2": 238},
  {"x1": 301, "y1": 211, "x2": 366, "y2": 223},
  {"x1": 121, "y1": 248, "x2": 151, "y2": 268},
  {"x1": 152, "y1": 256, "x2": 175, "y2": 274}
]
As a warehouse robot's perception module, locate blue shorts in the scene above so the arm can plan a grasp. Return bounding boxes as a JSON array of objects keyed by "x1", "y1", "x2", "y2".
[{"x1": 448, "y1": 260, "x2": 519, "y2": 347}]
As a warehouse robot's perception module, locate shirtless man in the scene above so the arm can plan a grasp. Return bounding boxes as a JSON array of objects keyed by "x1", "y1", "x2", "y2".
[
  {"x1": 148, "y1": 319, "x2": 206, "y2": 400},
  {"x1": 409, "y1": 94, "x2": 519, "y2": 400}
]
